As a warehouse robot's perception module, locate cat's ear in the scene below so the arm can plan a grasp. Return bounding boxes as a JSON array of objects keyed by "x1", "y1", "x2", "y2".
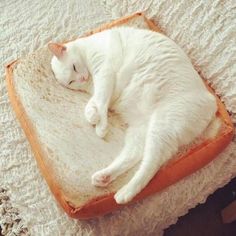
[{"x1": 48, "y1": 43, "x2": 66, "y2": 59}]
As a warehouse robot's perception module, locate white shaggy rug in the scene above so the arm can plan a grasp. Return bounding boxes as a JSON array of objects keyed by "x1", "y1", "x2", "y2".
[{"x1": 1, "y1": 0, "x2": 236, "y2": 235}]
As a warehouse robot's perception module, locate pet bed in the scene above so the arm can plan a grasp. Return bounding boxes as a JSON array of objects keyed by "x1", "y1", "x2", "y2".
[{"x1": 5, "y1": 13, "x2": 234, "y2": 219}]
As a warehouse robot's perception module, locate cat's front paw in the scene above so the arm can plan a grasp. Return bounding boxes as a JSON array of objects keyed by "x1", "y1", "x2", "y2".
[
  {"x1": 114, "y1": 185, "x2": 137, "y2": 204},
  {"x1": 96, "y1": 125, "x2": 108, "y2": 138},
  {"x1": 85, "y1": 101, "x2": 100, "y2": 125},
  {"x1": 91, "y1": 170, "x2": 111, "y2": 187}
]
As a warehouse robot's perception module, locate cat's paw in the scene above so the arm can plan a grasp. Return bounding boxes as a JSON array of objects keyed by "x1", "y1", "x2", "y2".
[
  {"x1": 96, "y1": 125, "x2": 108, "y2": 138},
  {"x1": 91, "y1": 170, "x2": 111, "y2": 187},
  {"x1": 114, "y1": 185, "x2": 137, "y2": 204},
  {"x1": 85, "y1": 102, "x2": 100, "y2": 125}
]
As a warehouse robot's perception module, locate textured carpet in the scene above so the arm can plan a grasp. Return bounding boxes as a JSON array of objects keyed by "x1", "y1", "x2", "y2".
[
  {"x1": 165, "y1": 177, "x2": 236, "y2": 236},
  {"x1": 0, "y1": 188, "x2": 28, "y2": 235},
  {"x1": 1, "y1": 0, "x2": 236, "y2": 235}
]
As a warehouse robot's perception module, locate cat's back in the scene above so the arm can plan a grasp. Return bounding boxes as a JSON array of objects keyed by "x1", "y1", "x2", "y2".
[
  {"x1": 112, "y1": 26, "x2": 194, "y2": 78},
  {"x1": 113, "y1": 27, "x2": 158, "y2": 52},
  {"x1": 110, "y1": 27, "x2": 214, "y2": 119},
  {"x1": 114, "y1": 27, "x2": 158, "y2": 42},
  {"x1": 113, "y1": 27, "x2": 182, "y2": 55}
]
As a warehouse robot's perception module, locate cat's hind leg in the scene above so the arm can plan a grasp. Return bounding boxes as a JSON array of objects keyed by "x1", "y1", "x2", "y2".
[
  {"x1": 114, "y1": 97, "x2": 216, "y2": 204},
  {"x1": 92, "y1": 124, "x2": 146, "y2": 187},
  {"x1": 114, "y1": 108, "x2": 179, "y2": 204}
]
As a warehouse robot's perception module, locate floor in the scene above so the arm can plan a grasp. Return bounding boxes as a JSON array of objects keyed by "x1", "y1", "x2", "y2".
[
  {"x1": 165, "y1": 177, "x2": 236, "y2": 236},
  {"x1": 1, "y1": 180, "x2": 236, "y2": 236}
]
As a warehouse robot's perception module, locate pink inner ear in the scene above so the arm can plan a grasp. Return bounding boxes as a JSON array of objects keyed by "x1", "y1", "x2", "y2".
[{"x1": 48, "y1": 43, "x2": 66, "y2": 58}]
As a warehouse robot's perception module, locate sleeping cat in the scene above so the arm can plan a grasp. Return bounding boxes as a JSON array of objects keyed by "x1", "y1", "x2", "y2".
[{"x1": 48, "y1": 27, "x2": 217, "y2": 204}]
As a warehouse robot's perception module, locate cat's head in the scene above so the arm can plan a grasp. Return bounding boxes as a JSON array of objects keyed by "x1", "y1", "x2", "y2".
[{"x1": 48, "y1": 42, "x2": 90, "y2": 90}]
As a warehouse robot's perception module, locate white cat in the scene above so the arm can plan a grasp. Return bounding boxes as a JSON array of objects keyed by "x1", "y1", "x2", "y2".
[{"x1": 48, "y1": 27, "x2": 217, "y2": 204}]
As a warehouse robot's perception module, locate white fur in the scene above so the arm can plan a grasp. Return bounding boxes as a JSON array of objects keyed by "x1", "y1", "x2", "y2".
[{"x1": 50, "y1": 27, "x2": 217, "y2": 204}]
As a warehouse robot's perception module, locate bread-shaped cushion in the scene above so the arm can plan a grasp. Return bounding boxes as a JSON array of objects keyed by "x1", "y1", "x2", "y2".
[{"x1": 6, "y1": 13, "x2": 234, "y2": 219}]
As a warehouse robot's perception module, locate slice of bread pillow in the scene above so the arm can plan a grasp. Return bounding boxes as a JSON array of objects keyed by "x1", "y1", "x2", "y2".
[{"x1": 6, "y1": 13, "x2": 234, "y2": 219}]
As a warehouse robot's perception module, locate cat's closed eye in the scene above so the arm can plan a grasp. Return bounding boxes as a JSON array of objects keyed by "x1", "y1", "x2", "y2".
[
  {"x1": 73, "y1": 64, "x2": 77, "y2": 72},
  {"x1": 69, "y1": 80, "x2": 75, "y2": 85}
]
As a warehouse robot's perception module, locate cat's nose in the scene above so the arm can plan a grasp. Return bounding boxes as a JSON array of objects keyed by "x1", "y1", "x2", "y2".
[{"x1": 81, "y1": 76, "x2": 86, "y2": 82}]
